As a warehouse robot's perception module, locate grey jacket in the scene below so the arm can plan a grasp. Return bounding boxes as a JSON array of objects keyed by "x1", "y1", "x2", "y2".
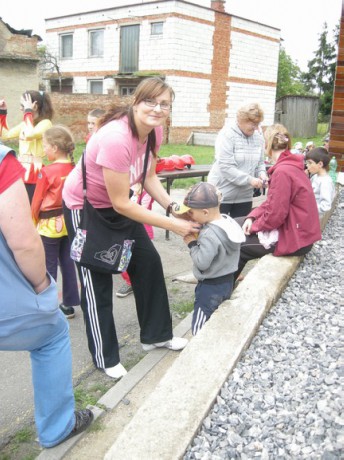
[
  {"x1": 208, "y1": 122, "x2": 266, "y2": 204},
  {"x1": 189, "y1": 215, "x2": 245, "y2": 281}
]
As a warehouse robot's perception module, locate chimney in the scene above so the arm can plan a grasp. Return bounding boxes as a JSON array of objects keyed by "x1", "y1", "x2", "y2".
[{"x1": 211, "y1": 0, "x2": 225, "y2": 13}]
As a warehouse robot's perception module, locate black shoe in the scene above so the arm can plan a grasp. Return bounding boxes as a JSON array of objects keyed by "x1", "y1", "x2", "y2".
[
  {"x1": 57, "y1": 409, "x2": 94, "y2": 446},
  {"x1": 59, "y1": 303, "x2": 75, "y2": 319}
]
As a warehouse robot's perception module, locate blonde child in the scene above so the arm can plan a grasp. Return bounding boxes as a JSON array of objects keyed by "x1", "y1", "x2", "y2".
[
  {"x1": 31, "y1": 125, "x2": 80, "y2": 318},
  {"x1": 306, "y1": 147, "x2": 335, "y2": 215},
  {"x1": 86, "y1": 108, "x2": 105, "y2": 144}
]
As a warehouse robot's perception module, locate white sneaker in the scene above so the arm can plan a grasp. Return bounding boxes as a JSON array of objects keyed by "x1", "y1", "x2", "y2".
[
  {"x1": 104, "y1": 363, "x2": 127, "y2": 379},
  {"x1": 142, "y1": 337, "x2": 188, "y2": 352}
]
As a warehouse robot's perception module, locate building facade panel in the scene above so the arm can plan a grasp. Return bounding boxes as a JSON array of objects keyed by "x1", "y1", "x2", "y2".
[
  {"x1": 226, "y1": 82, "x2": 277, "y2": 126},
  {"x1": 166, "y1": 76, "x2": 211, "y2": 127}
]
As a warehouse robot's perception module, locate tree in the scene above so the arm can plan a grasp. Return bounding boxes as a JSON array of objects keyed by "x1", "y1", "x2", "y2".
[
  {"x1": 276, "y1": 47, "x2": 308, "y2": 99},
  {"x1": 301, "y1": 22, "x2": 338, "y2": 117},
  {"x1": 38, "y1": 45, "x2": 63, "y2": 91}
]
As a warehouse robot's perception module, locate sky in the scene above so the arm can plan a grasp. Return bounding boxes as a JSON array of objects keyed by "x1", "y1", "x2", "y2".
[{"x1": 1, "y1": 0, "x2": 342, "y2": 71}]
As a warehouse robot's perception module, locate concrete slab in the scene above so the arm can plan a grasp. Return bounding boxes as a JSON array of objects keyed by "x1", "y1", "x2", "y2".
[{"x1": 104, "y1": 255, "x2": 301, "y2": 460}]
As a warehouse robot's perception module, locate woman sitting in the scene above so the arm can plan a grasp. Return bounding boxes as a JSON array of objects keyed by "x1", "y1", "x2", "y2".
[{"x1": 235, "y1": 124, "x2": 321, "y2": 280}]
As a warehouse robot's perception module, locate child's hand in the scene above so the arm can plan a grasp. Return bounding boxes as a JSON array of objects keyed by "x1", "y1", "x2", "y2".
[
  {"x1": 183, "y1": 233, "x2": 198, "y2": 244},
  {"x1": 20, "y1": 93, "x2": 35, "y2": 111}
]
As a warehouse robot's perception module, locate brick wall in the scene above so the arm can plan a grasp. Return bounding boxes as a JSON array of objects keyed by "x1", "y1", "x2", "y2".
[
  {"x1": 208, "y1": 11, "x2": 230, "y2": 128},
  {"x1": 50, "y1": 93, "x2": 117, "y2": 141}
]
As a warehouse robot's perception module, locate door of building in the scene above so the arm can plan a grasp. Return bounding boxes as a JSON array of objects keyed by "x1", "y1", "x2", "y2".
[{"x1": 120, "y1": 25, "x2": 140, "y2": 73}]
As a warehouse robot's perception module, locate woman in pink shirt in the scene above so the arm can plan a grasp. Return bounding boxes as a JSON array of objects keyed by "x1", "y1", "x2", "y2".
[{"x1": 63, "y1": 77, "x2": 200, "y2": 379}]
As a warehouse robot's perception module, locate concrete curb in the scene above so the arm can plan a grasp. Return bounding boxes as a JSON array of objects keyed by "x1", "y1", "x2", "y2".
[{"x1": 104, "y1": 254, "x2": 301, "y2": 459}]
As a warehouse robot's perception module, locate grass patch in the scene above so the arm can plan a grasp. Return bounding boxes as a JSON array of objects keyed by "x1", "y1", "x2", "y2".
[
  {"x1": 0, "y1": 427, "x2": 39, "y2": 460},
  {"x1": 74, "y1": 387, "x2": 98, "y2": 409},
  {"x1": 170, "y1": 300, "x2": 194, "y2": 318}
]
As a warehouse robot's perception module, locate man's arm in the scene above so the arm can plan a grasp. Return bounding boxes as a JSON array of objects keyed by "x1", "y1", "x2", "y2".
[{"x1": 0, "y1": 178, "x2": 49, "y2": 293}]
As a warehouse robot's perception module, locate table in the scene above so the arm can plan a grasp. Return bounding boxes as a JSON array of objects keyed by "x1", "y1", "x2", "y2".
[{"x1": 158, "y1": 164, "x2": 211, "y2": 239}]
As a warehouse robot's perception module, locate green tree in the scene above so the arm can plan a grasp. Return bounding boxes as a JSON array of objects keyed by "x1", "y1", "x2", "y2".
[
  {"x1": 302, "y1": 22, "x2": 338, "y2": 117},
  {"x1": 276, "y1": 47, "x2": 307, "y2": 99}
]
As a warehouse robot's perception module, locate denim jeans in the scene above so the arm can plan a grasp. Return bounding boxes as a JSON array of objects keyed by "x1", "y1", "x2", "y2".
[{"x1": 0, "y1": 312, "x2": 75, "y2": 447}]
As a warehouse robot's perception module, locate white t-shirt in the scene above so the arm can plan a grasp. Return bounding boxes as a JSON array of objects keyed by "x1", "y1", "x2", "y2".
[{"x1": 310, "y1": 173, "x2": 335, "y2": 215}]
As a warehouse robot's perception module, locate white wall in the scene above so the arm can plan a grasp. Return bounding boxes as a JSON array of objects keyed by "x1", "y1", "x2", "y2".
[
  {"x1": 226, "y1": 16, "x2": 280, "y2": 126},
  {"x1": 167, "y1": 76, "x2": 211, "y2": 127}
]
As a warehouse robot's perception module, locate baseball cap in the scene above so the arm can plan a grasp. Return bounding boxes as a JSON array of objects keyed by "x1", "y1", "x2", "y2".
[
  {"x1": 306, "y1": 141, "x2": 314, "y2": 147},
  {"x1": 294, "y1": 142, "x2": 303, "y2": 149},
  {"x1": 175, "y1": 182, "x2": 221, "y2": 214}
]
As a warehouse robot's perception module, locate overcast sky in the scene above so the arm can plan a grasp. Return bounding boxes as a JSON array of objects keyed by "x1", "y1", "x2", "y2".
[{"x1": 1, "y1": 0, "x2": 341, "y2": 71}]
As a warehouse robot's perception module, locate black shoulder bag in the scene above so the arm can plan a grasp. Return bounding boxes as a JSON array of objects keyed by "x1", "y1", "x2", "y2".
[{"x1": 70, "y1": 140, "x2": 150, "y2": 274}]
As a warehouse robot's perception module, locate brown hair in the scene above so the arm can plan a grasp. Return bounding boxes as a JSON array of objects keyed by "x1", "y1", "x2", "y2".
[
  {"x1": 264, "y1": 124, "x2": 292, "y2": 158},
  {"x1": 306, "y1": 147, "x2": 331, "y2": 169},
  {"x1": 98, "y1": 77, "x2": 174, "y2": 156},
  {"x1": 23, "y1": 90, "x2": 54, "y2": 125},
  {"x1": 237, "y1": 102, "x2": 264, "y2": 124},
  {"x1": 43, "y1": 125, "x2": 75, "y2": 165}
]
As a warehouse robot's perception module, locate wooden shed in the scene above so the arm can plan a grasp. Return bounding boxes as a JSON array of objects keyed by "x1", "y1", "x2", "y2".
[
  {"x1": 275, "y1": 95, "x2": 319, "y2": 138},
  {"x1": 329, "y1": 1, "x2": 344, "y2": 172}
]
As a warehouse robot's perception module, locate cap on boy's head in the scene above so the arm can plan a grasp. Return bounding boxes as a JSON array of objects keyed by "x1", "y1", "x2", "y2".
[
  {"x1": 306, "y1": 141, "x2": 314, "y2": 148},
  {"x1": 175, "y1": 182, "x2": 221, "y2": 214},
  {"x1": 294, "y1": 142, "x2": 303, "y2": 149}
]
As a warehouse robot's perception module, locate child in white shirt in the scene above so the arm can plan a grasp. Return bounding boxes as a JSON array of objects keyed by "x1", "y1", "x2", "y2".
[{"x1": 306, "y1": 147, "x2": 335, "y2": 216}]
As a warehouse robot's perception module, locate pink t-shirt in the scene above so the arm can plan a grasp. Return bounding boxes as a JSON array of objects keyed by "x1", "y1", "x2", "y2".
[{"x1": 63, "y1": 117, "x2": 163, "y2": 209}]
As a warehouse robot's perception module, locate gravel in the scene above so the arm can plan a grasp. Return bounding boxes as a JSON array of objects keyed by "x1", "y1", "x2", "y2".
[{"x1": 184, "y1": 187, "x2": 343, "y2": 460}]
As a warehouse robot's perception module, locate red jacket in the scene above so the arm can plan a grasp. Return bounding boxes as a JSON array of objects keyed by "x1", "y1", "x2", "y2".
[
  {"x1": 31, "y1": 160, "x2": 74, "y2": 223},
  {"x1": 249, "y1": 150, "x2": 321, "y2": 256}
]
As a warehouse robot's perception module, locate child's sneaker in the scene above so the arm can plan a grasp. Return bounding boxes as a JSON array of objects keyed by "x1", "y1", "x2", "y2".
[
  {"x1": 116, "y1": 284, "x2": 133, "y2": 298},
  {"x1": 59, "y1": 303, "x2": 76, "y2": 319}
]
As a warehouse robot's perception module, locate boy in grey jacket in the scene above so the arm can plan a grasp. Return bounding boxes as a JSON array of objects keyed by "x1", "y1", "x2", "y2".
[{"x1": 175, "y1": 182, "x2": 245, "y2": 335}]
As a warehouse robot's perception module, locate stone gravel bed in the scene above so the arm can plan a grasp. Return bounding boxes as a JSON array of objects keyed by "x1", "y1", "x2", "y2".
[{"x1": 184, "y1": 188, "x2": 343, "y2": 460}]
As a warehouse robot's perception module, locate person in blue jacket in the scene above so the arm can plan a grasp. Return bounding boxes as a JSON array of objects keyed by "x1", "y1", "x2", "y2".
[{"x1": 0, "y1": 144, "x2": 93, "y2": 448}]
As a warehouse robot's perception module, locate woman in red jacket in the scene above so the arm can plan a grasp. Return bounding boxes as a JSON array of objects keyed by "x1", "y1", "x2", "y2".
[{"x1": 235, "y1": 124, "x2": 321, "y2": 279}]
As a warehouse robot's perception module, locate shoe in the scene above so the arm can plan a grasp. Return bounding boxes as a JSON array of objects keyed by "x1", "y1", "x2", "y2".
[
  {"x1": 142, "y1": 337, "x2": 188, "y2": 352},
  {"x1": 116, "y1": 284, "x2": 133, "y2": 298},
  {"x1": 53, "y1": 409, "x2": 94, "y2": 447},
  {"x1": 59, "y1": 303, "x2": 75, "y2": 319},
  {"x1": 104, "y1": 362, "x2": 127, "y2": 379}
]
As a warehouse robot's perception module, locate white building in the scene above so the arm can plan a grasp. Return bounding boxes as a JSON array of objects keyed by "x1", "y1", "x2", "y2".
[{"x1": 44, "y1": 0, "x2": 280, "y2": 142}]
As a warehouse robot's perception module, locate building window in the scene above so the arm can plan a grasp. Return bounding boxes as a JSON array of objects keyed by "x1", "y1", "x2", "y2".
[
  {"x1": 89, "y1": 29, "x2": 104, "y2": 57},
  {"x1": 151, "y1": 22, "x2": 163, "y2": 36},
  {"x1": 89, "y1": 80, "x2": 103, "y2": 94},
  {"x1": 60, "y1": 34, "x2": 73, "y2": 59},
  {"x1": 120, "y1": 86, "x2": 136, "y2": 96}
]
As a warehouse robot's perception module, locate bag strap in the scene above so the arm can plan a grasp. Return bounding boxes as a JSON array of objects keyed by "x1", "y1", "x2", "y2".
[
  {"x1": 81, "y1": 152, "x2": 87, "y2": 197},
  {"x1": 138, "y1": 139, "x2": 151, "y2": 205},
  {"x1": 81, "y1": 138, "x2": 151, "y2": 203}
]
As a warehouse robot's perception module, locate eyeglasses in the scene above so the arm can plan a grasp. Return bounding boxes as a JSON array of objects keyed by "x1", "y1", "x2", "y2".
[{"x1": 143, "y1": 99, "x2": 171, "y2": 111}]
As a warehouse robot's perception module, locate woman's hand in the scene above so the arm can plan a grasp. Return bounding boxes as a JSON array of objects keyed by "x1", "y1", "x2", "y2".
[
  {"x1": 250, "y1": 177, "x2": 263, "y2": 188},
  {"x1": 171, "y1": 218, "x2": 201, "y2": 238},
  {"x1": 242, "y1": 218, "x2": 253, "y2": 235}
]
